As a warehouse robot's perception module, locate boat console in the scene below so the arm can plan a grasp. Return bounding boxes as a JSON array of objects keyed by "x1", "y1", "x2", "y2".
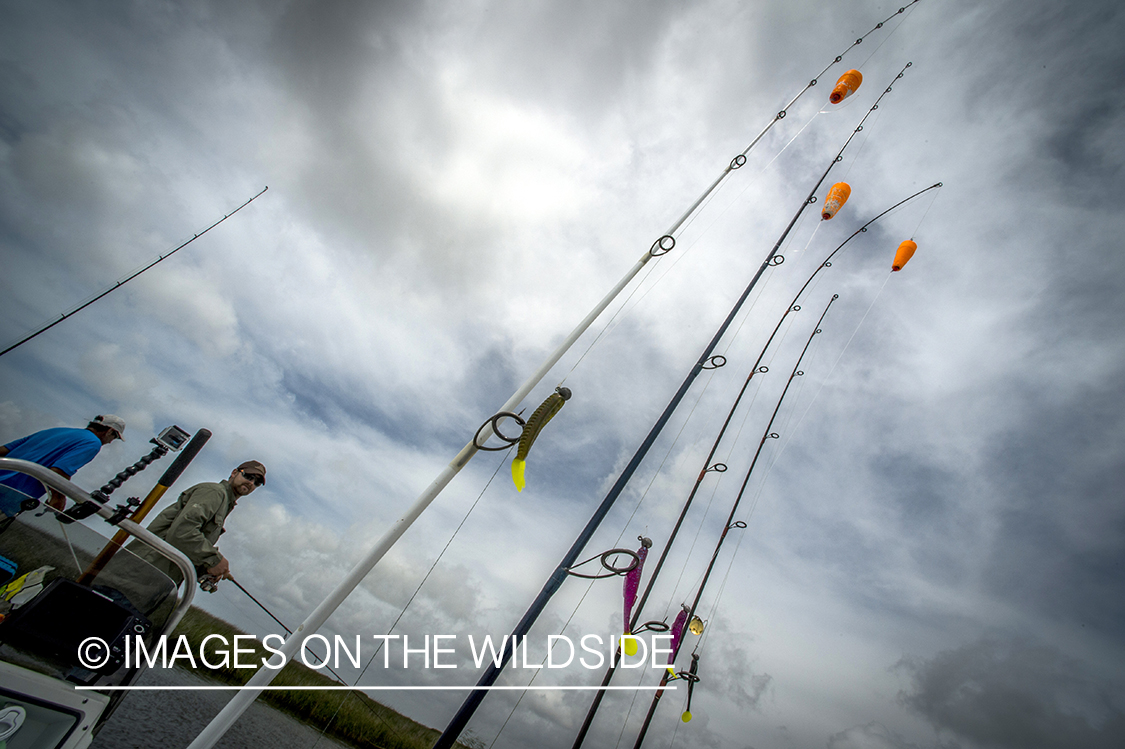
[{"x1": 0, "y1": 459, "x2": 197, "y2": 749}]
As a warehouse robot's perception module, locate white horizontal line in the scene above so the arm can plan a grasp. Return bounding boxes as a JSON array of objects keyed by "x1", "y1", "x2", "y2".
[{"x1": 75, "y1": 685, "x2": 676, "y2": 692}]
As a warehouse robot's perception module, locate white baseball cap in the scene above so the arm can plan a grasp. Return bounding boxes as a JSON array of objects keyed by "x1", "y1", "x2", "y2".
[{"x1": 92, "y1": 414, "x2": 126, "y2": 440}]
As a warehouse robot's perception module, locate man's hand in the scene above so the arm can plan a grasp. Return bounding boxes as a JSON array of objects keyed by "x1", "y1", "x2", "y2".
[
  {"x1": 206, "y1": 557, "x2": 231, "y2": 580},
  {"x1": 45, "y1": 490, "x2": 66, "y2": 512},
  {"x1": 45, "y1": 468, "x2": 72, "y2": 512}
]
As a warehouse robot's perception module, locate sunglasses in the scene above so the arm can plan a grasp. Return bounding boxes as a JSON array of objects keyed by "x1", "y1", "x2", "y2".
[{"x1": 240, "y1": 470, "x2": 264, "y2": 487}]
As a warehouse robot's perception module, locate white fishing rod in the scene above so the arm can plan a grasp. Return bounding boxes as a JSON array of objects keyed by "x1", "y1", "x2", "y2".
[
  {"x1": 187, "y1": 11, "x2": 921, "y2": 745},
  {"x1": 185, "y1": 203, "x2": 697, "y2": 749}
]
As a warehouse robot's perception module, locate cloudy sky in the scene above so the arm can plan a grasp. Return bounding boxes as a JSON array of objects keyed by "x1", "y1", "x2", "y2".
[{"x1": 2, "y1": 1, "x2": 1124, "y2": 748}]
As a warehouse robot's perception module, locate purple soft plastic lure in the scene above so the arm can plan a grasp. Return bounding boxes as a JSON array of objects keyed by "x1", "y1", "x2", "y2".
[
  {"x1": 666, "y1": 606, "x2": 689, "y2": 668},
  {"x1": 621, "y1": 537, "x2": 651, "y2": 656}
]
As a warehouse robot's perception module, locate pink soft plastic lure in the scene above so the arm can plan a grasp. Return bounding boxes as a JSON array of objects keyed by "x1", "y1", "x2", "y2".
[
  {"x1": 621, "y1": 537, "x2": 652, "y2": 656},
  {"x1": 665, "y1": 606, "x2": 690, "y2": 675}
]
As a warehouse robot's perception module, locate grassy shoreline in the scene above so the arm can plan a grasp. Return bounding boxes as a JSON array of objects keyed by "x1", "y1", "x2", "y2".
[{"x1": 169, "y1": 607, "x2": 476, "y2": 749}]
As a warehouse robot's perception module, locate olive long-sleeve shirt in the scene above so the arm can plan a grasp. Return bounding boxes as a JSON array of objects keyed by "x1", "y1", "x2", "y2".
[{"x1": 131, "y1": 480, "x2": 237, "y2": 584}]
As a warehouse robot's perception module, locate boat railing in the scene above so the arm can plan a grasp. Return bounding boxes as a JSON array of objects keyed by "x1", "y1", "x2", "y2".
[{"x1": 0, "y1": 457, "x2": 197, "y2": 685}]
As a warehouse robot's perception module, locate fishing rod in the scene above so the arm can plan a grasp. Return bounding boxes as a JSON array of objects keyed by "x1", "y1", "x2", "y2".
[
  {"x1": 660, "y1": 0, "x2": 923, "y2": 237},
  {"x1": 569, "y1": 181, "x2": 942, "y2": 748},
  {"x1": 212, "y1": 576, "x2": 356, "y2": 691},
  {"x1": 0, "y1": 187, "x2": 268, "y2": 358},
  {"x1": 186, "y1": 36, "x2": 915, "y2": 749},
  {"x1": 432, "y1": 62, "x2": 914, "y2": 749},
  {"x1": 211, "y1": 575, "x2": 423, "y2": 747},
  {"x1": 632, "y1": 295, "x2": 838, "y2": 749}
]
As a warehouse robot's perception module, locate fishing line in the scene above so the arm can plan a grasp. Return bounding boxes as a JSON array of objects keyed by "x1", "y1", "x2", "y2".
[
  {"x1": 203, "y1": 583, "x2": 410, "y2": 749},
  {"x1": 853, "y1": 1, "x2": 920, "y2": 72},
  {"x1": 57, "y1": 520, "x2": 84, "y2": 574},
  {"x1": 603, "y1": 266, "x2": 801, "y2": 551},
  {"x1": 31, "y1": 502, "x2": 87, "y2": 573},
  {"x1": 686, "y1": 106, "x2": 824, "y2": 251},
  {"x1": 911, "y1": 187, "x2": 941, "y2": 239},
  {"x1": 560, "y1": 257, "x2": 664, "y2": 383},
  {"x1": 657, "y1": 298, "x2": 812, "y2": 624},
  {"x1": 797, "y1": 220, "x2": 825, "y2": 255},
  {"x1": 197, "y1": 581, "x2": 414, "y2": 749},
  {"x1": 486, "y1": 569, "x2": 603, "y2": 742},
  {"x1": 619, "y1": 293, "x2": 804, "y2": 621},
  {"x1": 767, "y1": 270, "x2": 894, "y2": 478},
  {"x1": 445, "y1": 67, "x2": 919, "y2": 749},
  {"x1": 614, "y1": 666, "x2": 652, "y2": 749},
  {"x1": 746, "y1": 279, "x2": 892, "y2": 524},
  {"x1": 369, "y1": 451, "x2": 509, "y2": 656},
  {"x1": 488, "y1": 574, "x2": 601, "y2": 749},
  {"x1": 309, "y1": 449, "x2": 514, "y2": 749},
  {"x1": 657, "y1": 271, "x2": 833, "y2": 616},
  {"x1": 666, "y1": 309, "x2": 800, "y2": 606},
  {"x1": 837, "y1": 105, "x2": 884, "y2": 183},
  {"x1": 610, "y1": 369, "x2": 721, "y2": 549},
  {"x1": 627, "y1": 299, "x2": 840, "y2": 749},
  {"x1": 693, "y1": 278, "x2": 898, "y2": 638},
  {"x1": 610, "y1": 180, "x2": 942, "y2": 704},
  {"x1": 561, "y1": 106, "x2": 820, "y2": 385},
  {"x1": 694, "y1": 221, "x2": 935, "y2": 640},
  {"x1": 658, "y1": 311, "x2": 799, "y2": 620},
  {"x1": 660, "y1": 475, "x2": 725, "y2": 623},
  {"x1": 714, "y1": 261, "x2": 781, "y2": 360}
]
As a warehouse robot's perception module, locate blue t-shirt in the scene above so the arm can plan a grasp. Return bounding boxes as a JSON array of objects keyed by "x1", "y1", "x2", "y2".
[{"x1": 0, "y1": 427, "x2": 103, "y2": 513}]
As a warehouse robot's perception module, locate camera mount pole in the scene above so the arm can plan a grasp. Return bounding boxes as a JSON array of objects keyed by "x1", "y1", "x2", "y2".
[{"x1": 77, "y1": 429, "x2": 211, "y2": 586}]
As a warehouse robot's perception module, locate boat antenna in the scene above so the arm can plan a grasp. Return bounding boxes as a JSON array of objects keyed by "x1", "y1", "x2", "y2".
[{"x1": 0, "y1": 187, "x2": 268, "y2": 358}]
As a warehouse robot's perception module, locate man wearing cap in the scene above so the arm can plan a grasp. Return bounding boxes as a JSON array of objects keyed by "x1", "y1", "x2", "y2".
[
  {"x1": 0, "y1": 415, "x2": 125, "y2": 517},
  {"x1": 130, "y1": 461, "x2": 266, "y2": 585}
]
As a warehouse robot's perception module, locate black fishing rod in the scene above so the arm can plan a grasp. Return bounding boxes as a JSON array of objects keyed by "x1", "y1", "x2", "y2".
[
  {"x1": 632, "y1": 294, "x2": 838, "y2": 749},
  {"x1": 227, "y1": 578, "x2": 290, "y2": 634},
  {"x1": 213, "y1": 576, "x2": 358, "y2": 689},
  {"x1": 569, "y1": 181, "x2": 941, "y2": 748},
  {"x1": 215, "y1": 577, "x2": 418, "y2": 747},
  {"x1": 0, "y1": 187, "x2": 268, "y2": 358},
  {"x1": 432, "y1": 62, "x2": 913, "y2": 749}
]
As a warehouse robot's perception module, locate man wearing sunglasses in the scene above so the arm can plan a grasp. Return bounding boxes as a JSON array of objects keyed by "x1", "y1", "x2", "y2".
[{"x1": 130, "y1": 460, "x2": 266, "y2": 587}]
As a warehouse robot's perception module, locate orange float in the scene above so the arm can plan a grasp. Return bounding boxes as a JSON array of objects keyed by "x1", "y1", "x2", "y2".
[
  {"x1": 821, "y1": 182, "x2": 852, "y2": 220},
  {"x1": 829, "y1": 69, "x2": 863, "y2": 104},
  {"x1": 892, "y1": 240, "x2": 917, "y2": 271}
]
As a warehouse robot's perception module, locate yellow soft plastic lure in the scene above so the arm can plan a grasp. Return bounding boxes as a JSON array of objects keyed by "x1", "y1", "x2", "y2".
[{"x1": 511, "y1": 386, "x2": 572, "y2": 492}]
